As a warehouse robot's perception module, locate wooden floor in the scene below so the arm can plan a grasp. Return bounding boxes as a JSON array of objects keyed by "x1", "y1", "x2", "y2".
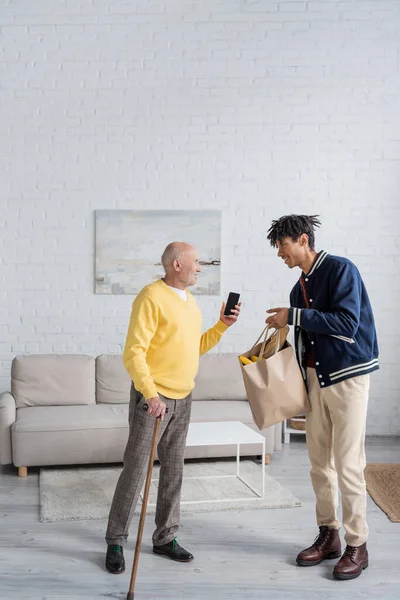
[{"x1": 1, "y1": 436, "x2": 400, "y2": 600}]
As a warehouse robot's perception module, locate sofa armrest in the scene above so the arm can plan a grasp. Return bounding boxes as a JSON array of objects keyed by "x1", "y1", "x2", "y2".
[{"x1": 0, "y1": 392, "x2": 16, "y2": 465}]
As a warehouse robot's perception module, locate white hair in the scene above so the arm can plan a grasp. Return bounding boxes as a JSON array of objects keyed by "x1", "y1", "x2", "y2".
[{"x1": 161, "y1": 243, "x2": 185, "y2": 271}]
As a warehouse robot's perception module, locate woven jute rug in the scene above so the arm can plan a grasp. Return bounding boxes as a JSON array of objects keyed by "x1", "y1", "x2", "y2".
[{"x1": 365, "y1": 463, "x2": 400, "y2": 523}]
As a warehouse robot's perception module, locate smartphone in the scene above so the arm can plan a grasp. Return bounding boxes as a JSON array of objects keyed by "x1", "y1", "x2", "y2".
[{"x1": 224, "y1": 292, "x2": 240, "y2": 316}]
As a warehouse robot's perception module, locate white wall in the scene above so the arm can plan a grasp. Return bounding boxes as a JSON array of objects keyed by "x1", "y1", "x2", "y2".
[{"x1": 1, "y1": 1, "x2": 400, "y2": 435}]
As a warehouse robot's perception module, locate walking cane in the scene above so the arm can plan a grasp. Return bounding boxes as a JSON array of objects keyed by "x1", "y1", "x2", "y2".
[{"x1": 126, "y1": 404, "x2": 166, "y2": 600}]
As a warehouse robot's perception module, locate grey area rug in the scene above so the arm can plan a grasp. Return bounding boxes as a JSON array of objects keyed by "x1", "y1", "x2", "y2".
[{"x1": 39, "y1": 460, "x2": 302, "y2": 523}]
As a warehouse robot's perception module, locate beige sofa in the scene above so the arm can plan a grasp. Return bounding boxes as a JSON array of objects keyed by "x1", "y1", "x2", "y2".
[{"x1": 0, "y1": 353, "x2": 282, "y2": 476}]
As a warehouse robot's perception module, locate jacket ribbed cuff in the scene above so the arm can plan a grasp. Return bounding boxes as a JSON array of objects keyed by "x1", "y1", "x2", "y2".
[{"x1": 289, "y1": 307, "x2": 302, "y2": 327}]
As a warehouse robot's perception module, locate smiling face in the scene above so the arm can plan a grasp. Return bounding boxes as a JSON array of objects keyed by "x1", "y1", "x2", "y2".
[{"x1": 276, "y1": 235, "x2": 309, "y2": 269}]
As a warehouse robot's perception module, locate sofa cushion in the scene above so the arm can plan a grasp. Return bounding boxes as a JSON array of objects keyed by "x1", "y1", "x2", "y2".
[
  {"x1": 96, "y1": 354, "x2": 131, "y2": 404},
  {"x1": 192, "y1": 353, "x2": 247, "y2": 401},
  {"x1": 11, "y1": 355, "x2": 96, "y2": 408},
  {"x1": 14, "y1": 404, "x2": 128, "y2": 433},
  {"x1": 96, "y1": 353, "x2": 247, "y2": 403},
  {"x1": 190, "y1": 398, "x2": 251, "y2": 422}
]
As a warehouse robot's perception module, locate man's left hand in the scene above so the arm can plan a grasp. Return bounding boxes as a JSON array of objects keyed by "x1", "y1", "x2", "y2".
[
  {"x1": 266, "y1": 307, "x2": 289, "y2": 328},
  {"x1": 220, "y1": 302, "x2": 241, "y2": 326}
]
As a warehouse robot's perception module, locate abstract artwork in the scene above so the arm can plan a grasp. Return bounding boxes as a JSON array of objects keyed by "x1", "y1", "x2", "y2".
[{"x1": 95, "y1": 210, "x2": 221, "y2": 295}]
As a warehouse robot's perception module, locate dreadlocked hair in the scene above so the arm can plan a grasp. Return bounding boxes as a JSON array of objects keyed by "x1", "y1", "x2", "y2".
[{"x1": 267, "y1": 214, "x2": 321, "y2": 250}]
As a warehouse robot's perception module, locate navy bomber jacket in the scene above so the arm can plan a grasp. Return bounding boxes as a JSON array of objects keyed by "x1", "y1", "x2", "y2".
[{"x1": 288, "y1": 251, "x2": 379, "y2": 388}]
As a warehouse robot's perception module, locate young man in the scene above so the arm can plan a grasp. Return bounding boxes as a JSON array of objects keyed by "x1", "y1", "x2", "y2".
[
  {"x1": 266, "y1": 215, "x2": 378, "y2": 581},
  {"x1": 105, "y1": 242, "x2": 241, "y2": 574}
]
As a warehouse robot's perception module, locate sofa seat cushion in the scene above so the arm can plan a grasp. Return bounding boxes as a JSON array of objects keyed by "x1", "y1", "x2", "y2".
[
  {"x1": 11, "y1": 354, "x2": 95, "y2": 408},
  {"x1": 96, "y1": 354, "x2": 131, "y2": 404},
  {"x1": 192, "y1": 353, "x2": 247, "y2": 401},
  {"x1": 14, "y1": 404, "x2": 128, "y2": 433}
]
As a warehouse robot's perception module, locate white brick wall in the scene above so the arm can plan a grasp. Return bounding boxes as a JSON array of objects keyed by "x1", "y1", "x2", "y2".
[{"x1": 1, "y1": 0, "x2": 400, "y2": 435}]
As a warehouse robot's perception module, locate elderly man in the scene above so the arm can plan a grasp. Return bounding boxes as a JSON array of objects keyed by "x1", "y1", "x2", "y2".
[{"x1": 105, "y1": 242, "x2": 241, "y2": 574}]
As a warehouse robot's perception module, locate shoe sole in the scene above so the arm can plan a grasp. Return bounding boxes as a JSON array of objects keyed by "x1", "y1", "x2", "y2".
[
  {"x1": 333, "y1": 563, "x2": 368, "y2": 580},
  {"x1": 153, "y1": 548, "x2": 194, "y2": 562},
  {"x1": 296, "y1": 551, "x2": 342, "y2": 567},
  {"x1": 105, "y1": 564, "x2": 125, "y2": 575}
]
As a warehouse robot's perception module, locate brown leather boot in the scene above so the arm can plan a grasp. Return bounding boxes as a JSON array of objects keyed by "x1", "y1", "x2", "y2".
[
  {"x1": 333, "y1": 543, "x2": 368, "y2": 580},
  {"x1": 296, "y1": 526, "x2": 342, "y2": 566}
]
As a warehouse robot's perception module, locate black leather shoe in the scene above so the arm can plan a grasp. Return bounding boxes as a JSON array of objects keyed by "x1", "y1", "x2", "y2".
[
  {"x1": 105, "y1": 544, "x2": 125, "y2": 574},
  {"x1": 153, "y1": 538, "x2": 194, "y2": 562}
]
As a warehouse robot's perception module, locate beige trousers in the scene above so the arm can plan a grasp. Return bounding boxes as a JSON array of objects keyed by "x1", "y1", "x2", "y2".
[{"x1": 306, "y1": 368, "x2": 370, "y2": 547}]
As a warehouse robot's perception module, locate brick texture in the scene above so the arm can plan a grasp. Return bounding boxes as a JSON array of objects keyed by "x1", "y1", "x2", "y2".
[{"x1": 1, "y1": 1, "x2": 399, "y2": 434}]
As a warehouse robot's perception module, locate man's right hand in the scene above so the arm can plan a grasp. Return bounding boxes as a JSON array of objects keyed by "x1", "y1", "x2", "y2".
[{"x1": 145, "y1": 396, "x2": 166, "y2": 420}]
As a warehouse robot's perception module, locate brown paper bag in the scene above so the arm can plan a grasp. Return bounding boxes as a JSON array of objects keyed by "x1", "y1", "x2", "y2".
[
  {"x1": 239, "y1": 326, "x2": 310, "y2": 431},
  {"x1": 260, "y1": 325, "x2": 290, "y2": 359}
]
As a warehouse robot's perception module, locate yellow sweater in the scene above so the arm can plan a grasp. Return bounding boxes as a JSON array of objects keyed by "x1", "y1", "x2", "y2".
[{"x1": 123, "y1": 279, "x2": 228, "y2": 400}]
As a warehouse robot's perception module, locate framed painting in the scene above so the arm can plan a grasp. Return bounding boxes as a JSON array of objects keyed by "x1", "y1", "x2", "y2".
[{"x1": 95, "y1": 210, "x2": 221, "y2": 295}]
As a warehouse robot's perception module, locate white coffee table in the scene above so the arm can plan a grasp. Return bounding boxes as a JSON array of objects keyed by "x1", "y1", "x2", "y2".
[{"x1": 184, "y1": 421, "x2": 266, "y2": 499}]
